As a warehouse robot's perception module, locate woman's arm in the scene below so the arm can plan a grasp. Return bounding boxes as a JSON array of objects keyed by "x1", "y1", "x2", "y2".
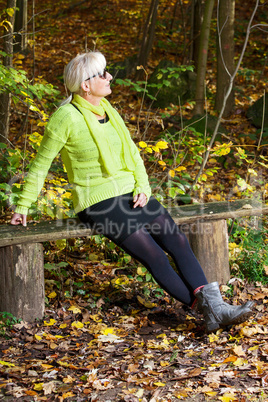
[
  {"x1": 12, "y1": 109, "x2": 71, "y2": 220},
  {"x1": 129, "y1": 139, "x2": 152, "y2": 203}
]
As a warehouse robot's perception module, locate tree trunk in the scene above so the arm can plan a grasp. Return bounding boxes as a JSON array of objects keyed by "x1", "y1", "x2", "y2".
[
  {"x1": 14, "y1": 0, "x2": 28, "y2": 53},
  {"x1": 187, "y1": 220, "x2": 230, "y2": 284},
  {"x1": 193, "y1": 0, "x2": 215, "y2": 115},
  {"x1": 190, "y1": 0, "x2": 205, "y2": 69},
  {"x1": 215, "y1": 0, "x2": 235, "y2": 117},
  {"x1": 0, "y1": 0, "x2": 16, "y2": 143},
  {"x1": 0, "y1": 243, "x2": 45, "y2": 322},
  {"x1": 135, "y1": 0, "x2": 159, "y2": 79}
]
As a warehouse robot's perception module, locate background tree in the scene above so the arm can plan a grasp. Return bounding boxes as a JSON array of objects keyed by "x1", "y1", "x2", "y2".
[
  {"x1": 135, "y1": 0, "x2": 159, "y2": 78},
  {"x1": 190, "y1": 0, "x2": 205, "y2": 69},
  {"x1": 215, "y1": 0, "x2": 235, "y2": 117},
  {"x1": 14, "y1": 0, "x2": 28, "y2": 52},
  {"x1": 193, "y1": 0, "x2": 215, "y2": 115},
  {"x1": 0, "y1": 0, "x2": 16, "y2": 143}
]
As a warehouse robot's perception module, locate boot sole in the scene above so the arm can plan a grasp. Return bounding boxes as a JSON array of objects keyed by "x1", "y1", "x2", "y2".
[{"x1": 206, "y1": 310, "x2": 253, "y2": 333}]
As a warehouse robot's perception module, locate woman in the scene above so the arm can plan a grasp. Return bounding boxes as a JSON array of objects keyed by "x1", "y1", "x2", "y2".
[{"x1": 11, "y1": 51, "x2": 254, "y2": 332}]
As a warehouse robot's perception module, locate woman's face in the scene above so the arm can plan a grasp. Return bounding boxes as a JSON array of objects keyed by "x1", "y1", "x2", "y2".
[{"x1": 88, "y1": 69, "x2": 113, "y2": 99}]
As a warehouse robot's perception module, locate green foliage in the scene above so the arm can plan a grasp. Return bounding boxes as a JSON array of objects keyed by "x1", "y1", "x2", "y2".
[
  {"x1": 229, "y1": 219, "x2": 268, "y2": 284},
  {"x1": 0, "y1": 52, "x2": 60, "y2": 117},
  {"x1": 0, "y1": 142, "x2": 24, "y2": 211},
  {"x1": 136, "y1": 266, "x2": 164, "y2": 298},
  {"x1": 115, "y1": 65, "x2": 194, "y2": 102},
  {"x1": 0, "y1": 311, "x2": 21, "y2": 338}
]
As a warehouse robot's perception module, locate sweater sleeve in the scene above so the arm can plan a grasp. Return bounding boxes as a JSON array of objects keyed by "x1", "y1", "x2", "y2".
[{"x1": 15, "y1": 111, "x2": 69, "y2": 215}]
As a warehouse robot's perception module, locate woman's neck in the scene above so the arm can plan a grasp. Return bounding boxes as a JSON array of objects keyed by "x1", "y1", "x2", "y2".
[{"x1": 81, "y1": 92, "x2": 102, "y2": 106}]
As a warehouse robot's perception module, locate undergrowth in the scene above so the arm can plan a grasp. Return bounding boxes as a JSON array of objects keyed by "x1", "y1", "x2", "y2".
[{"x1": 229, "y1": 217, "x2": 268, "y2": 284}]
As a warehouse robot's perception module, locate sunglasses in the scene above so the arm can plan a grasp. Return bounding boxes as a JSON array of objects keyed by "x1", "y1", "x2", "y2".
[{"x1": 85, "y1": 68, "x2": 108, "y2": 81}]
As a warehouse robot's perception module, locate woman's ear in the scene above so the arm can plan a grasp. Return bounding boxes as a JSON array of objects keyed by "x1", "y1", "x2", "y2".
[{"x1": 81, "y1": 80, "x2": 90, "y2": 93}]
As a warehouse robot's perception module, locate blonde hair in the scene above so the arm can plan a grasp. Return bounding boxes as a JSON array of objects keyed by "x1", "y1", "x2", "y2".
[{"x1": 61, "y1": 51, "x2": 106, "y2": 105}]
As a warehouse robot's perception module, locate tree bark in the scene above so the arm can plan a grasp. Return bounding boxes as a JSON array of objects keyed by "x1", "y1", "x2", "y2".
[
  {"x1": 193, "y1": 0, "x2": 215, "y2": 115},
  {"x1": 0, "y1": 0, "x2": 16, "y2": 143},
  {"x1": 0, "y1": 243, "x2": 45, "y2": 322},
  {"x1": 215, "y1": 0, "x2": 235, "y2": 116},
  {"x1": 190, "y1": 0, "x2": 205, "y2": 69},
  {"x1": 135, "y1": 0, "x2": 159, "y2": 78},
  {"x1": 186, "y1": 220, "x2": 230, "y2": 284},
  {"x1": 14, "y1": 0, "x2": 28, "y2": 53}
]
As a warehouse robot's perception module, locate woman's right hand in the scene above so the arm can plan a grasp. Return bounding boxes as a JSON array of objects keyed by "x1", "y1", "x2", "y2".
[{"x1": 11, "y1": 213, "x2": 27, "y2": 227}]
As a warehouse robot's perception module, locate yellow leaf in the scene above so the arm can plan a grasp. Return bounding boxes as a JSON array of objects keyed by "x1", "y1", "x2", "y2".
[
  {"x1": 71, "y1": 321, "x2": 84, "y2": 329},
  {"x1": 68, "y1": 306, "x2": 82, "y2": 314},
  {"x1": 33, "y1": 383, "x2": 44, "y2": 391},
  {"x1": 47, "y1": 291, "x2": 57, "y2": 299},
  {"x1": 58, "y1": 361, "x2": 69, "y2": 367},
  {"x1": 208, "y1": 158, "x2": 218, "y2": 164},
  {"x1": 101, "y1": 327, "x2": 116, "y2": 335},
  {"x1": 116, "y1": 276, "x2": 129, "y2": 285},
  {"x1": 29, "y1": 104, "x2": 40, "y2": 112},
  {"x1": 154, "y1": 382, "x2": 166, "y2": 387},
  {"x1": 218, "y1": 393, "x2": 238, "y2": 401},
  {"x1": 137, "y1": 295, "x2": 156, "y2": 309},
  {"x1": 233, "y1": 357, "x2": 248, "y2": 366},
  {"x1": 168, "y1": 170, "x2": 175, "y2": 178},
  {"x1": 63, "y1": 375, "x2": 75, "y2": 383},
  {"x1": 160, "y1": 361, "x2": 169, "y2": 367},
  {"x1": 21, "y1": 90, "x2": 30, "y2": 97},
  {"x1": 0, "y1": 361, "x2": 15, "y2": 367},
  {"x1": 34, "y1": 334, "x2": 42, "y2": 341},
  {"x1": 155, "y1": 141, "x2": 168, "y2": 149},
  {"x1": 248, "y1": 345, "x2": 259, "y2": 351},
  {"x1": 158, "y1": 160, "x2": 166, "y2": 166},
  {"x1": 60, "y1": 323, "x2": 67, "y2": 329},
  {"x1": 208, "y1": 333, "x2": 219, "y2": 343},
  {"x1": 137, "y1": 266, "x2": 146, "y2": 275},
  {"x1": 62, "y1": 392, "x2": 75, "y2": 399},
  {"x1": 41, "y1": 364, "x2": 54, "y2": 369},
  {"x1": 145, "y1": 146, "x2": 153, "y2": 153},
  {"x1": 233, "y1": 344, "x2": 245, "y2": 357},
  {"x1": 152, "y1": 146, "x2": 160, "y2": 152},
  {"x1": 239, "y1": 326, "x2": 258, "y2": 337},
  {"x1": 44, "y1": 319, "x2": 56, "y2": 326},
  {"x1": 55, "y1": 239, "x2": 66, "y2": 250},
  {"x1": 139, "y1": 141, "x2": 147, "y2": 148},
  {"x1": 175, "y1": 166, "x2": 186, "y2": 172},
  {"x1": 90, "y1": 314, "x2": 102, "y2": 322}
]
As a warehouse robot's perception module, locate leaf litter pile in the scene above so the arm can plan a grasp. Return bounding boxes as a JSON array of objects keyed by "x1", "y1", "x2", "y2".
[{"x1": 1, "y1": 244, "x2": 268, "y2": 402}]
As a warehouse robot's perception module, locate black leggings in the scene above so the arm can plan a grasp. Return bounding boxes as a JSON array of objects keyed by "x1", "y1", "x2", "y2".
[{"x1": 120, "y1": 213, "x2": 208, "y2": 306}]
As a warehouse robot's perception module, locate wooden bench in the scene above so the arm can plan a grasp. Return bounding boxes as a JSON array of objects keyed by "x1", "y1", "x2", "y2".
[{"x1": 0, "y1": 198, "x2": 267, "y2": 322}]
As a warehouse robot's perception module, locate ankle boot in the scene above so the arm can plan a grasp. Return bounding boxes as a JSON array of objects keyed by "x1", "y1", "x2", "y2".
[{"x1": 195, "y1": 282, "x2": 254, "y2": 333}]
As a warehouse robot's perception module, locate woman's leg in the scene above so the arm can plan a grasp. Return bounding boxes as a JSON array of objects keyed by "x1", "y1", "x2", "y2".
[
  {"x1": 146, "y1": 213, "x2": 254, "y2": 332},
  {"x1": 120, "y1": 227, "x2": 196, "y2": 305},
  {"x1": 147, "y1": 213, "x2": 208, "y2": 290}
]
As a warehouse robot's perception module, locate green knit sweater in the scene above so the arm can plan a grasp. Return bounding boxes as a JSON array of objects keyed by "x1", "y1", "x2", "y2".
[{"x1": 15, "y1": 102, "x2": 151, "y2": 216}]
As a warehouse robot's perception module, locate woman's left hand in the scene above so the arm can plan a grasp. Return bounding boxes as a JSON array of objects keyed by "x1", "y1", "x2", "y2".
[{"x1": 133, "y1": 193, "x2": 147, "y2": 208}]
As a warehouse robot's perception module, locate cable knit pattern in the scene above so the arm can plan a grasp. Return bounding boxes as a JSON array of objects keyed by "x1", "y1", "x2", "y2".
[{"x1": 15, "y1": 102, "x2": 151, "y2": 215}]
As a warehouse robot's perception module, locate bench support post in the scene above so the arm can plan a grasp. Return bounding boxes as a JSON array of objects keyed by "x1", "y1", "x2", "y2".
[
  {"x1": 0, "y1": 243, "x2": 45, "y2": 322},
  {"x1": 183, "y1": 219, "x2": 230, "y2": 284}
]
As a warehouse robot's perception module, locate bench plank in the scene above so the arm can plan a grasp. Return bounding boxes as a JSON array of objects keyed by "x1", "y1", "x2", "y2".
[{"x1": 0, "y1": 199, "x2": 267, "y2": 248}]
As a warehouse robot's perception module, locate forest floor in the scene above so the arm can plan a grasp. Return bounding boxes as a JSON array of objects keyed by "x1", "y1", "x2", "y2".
[{"x1": 1, "y1": 0, "x2": 268, "y2": 401}]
